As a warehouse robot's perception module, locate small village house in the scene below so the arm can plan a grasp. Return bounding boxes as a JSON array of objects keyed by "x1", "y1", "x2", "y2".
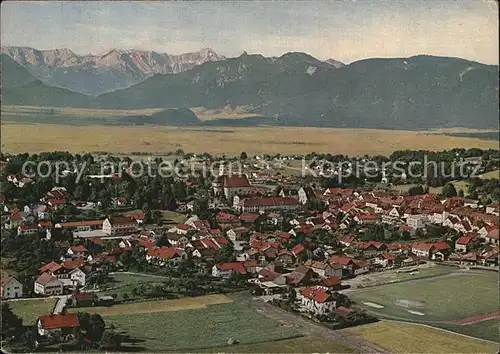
[
  {"x1": 1, "y1": 276, "x2": 23, "y2": 299},
  {"x1": 34, "y1": 273, "x2": 64, "y2": 296},
  {"x1": 299, "y1": 286, "x2": 336, "y2": 315},
  {"x1": 37, "y1": 314, "x2": 79, "y2": 337}
]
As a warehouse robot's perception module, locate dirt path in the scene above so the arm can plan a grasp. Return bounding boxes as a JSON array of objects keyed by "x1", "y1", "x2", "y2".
[{"x1": 230, "y1": 292, "x2": 389, "y2": 353}]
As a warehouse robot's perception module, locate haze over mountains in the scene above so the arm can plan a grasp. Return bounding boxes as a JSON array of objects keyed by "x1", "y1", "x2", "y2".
[{"x1": 1, "y1": 46, "x2": 498, "y2": 130}]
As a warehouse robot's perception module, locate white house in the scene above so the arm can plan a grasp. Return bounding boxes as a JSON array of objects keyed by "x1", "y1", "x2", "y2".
[
  {"x1": 17, "y1": 224, "x2": 39, "y2": 236},
  {"x1": 484, "y1": 228, "x2": 499, "y2": 245},
  {"x1": 300, "y1": 287, "x2": 336, "y2": 315},
  {"x1": 34, "y1": 273, "x2": 63, "y2": 296},
  {"x1": 211, "y1": 262, "x2": 247, "y2": 278},
  {"x1": 304, "y1": 260, "x2": 341, "y2": 278},
  {"x1": 1, "y1": 276, "x2": 23, "y2": 299},
  {"x1": 69, "y1": 268, "x2": 87, "y2": 286},
  {"x1": 145, "y1": 247, "x2": 186, "y2": 267},
  {"x1": 407, "y1": 214, "x2": 426, "y2": 229}
]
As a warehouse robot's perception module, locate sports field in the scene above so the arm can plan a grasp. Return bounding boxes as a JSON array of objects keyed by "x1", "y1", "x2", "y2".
[
  {"x1": 100, "y1": 301, "x2": 303, "y2": 351},
  {"x1": 350, "y1": 271, "x2": 498, "y2": 322},
  {"x1": 349, "y1": 320, "x2": 498, "y2": 353},
  {"x1": 2, "y1": 123, "x2": 498, "y2": 156}
]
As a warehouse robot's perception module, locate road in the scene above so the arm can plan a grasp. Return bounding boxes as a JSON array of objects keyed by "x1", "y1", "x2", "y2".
[
  {"x1": 109, "y1": 271, "x2": 171, "y2": 279},
  {"x1": 231, "y1": 292, "x2": 389, "y2": 353},
  {"x1": 52, "y1": 294, "x2": 71, "y2": 314}
]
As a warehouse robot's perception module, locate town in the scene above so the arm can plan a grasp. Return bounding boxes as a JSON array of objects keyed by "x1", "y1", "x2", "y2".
[{"x1": 1, "y1": 148, "x2": 498, "y2": 352}]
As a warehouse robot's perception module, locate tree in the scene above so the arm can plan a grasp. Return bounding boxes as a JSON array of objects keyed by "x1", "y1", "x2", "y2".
[
  {"x1": 89, "y1": 314, "x2": 106, "y2": 342},
  {"x1": 240, "y1": 151, "x2": 248, "y2": 160},
  {"x1": 442, "y1": 182, "x2": 457, "y2": 197},
  {"x1": 408, "y1": 185, "x2": 424, "y2": 196},
  {"x1": 100, "y1": 329, "x2": 122, "y2": 350},
  {"x1": 1, "y1": 303, "x2": 23, "y2": 339},
  {"x1": 215, "y1": 243, "x2": 236, "y2": 263}
]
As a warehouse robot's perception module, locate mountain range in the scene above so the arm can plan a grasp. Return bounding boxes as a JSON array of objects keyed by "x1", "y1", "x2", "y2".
[
  {"x1": 1, "y1": 46, "x2": 226, "y2": 95},
  {"x1": 1, "y1": 47, "x2": 498, "y2": 130}
]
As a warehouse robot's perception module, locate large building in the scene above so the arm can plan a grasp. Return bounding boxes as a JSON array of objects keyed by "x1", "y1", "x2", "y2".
[
  {"x1": 102, "y1": 216, "x2": 137, "y2": 235},
  {"x1": 234, "y1": 196, "x2": 300, "y2": 212},
  {"x1": 213, "y1": 174, "x2": 253, "y2": 199}
]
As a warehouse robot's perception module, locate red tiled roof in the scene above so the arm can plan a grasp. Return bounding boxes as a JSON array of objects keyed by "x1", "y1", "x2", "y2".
[
  {"x1": 35, "y1": 272, "x2": 60, "y2": 286},
  {"x1": 38, "y1": 221, "x2": 53, "y2": 228},
  {"x1": 39, "y1": 314, "x2": 79, "y2": 329},
  {"x1": 329, "y1": 256, "x2": 354, "y2": 266},
  {"x1": 241, "y1": 197, "x2": 299, "y2": 207},
  {"x1": 432, "y1": 241, "x2": 451, "y2": 251},
  {"x1": 223, "y1": 175, "x2": 251, "y2": 188},
  {"x1": 291, "y1": 244, "x2": 305, "y2": 256},
  {"x1": 59, "y1": 220, "x2": 105, "y2": 228},
  {"x1": 322, "y1": 276, "x2": 341, "y2": 287},
  {"x1": 456, "y1": 236, "x2": 473, "y2": 245},
  {"x1": 108, "y1": 216, "x2": 136, "y2": 225},
  {"x1": 19, "y1": 224, "x2": 38, "y2": 231},
  {"x1": 216, "y1": 212, "x2": 237, "y2": 221},
  {"x1": 9, "y1": 213, "x2": 23, "y2": 221},
  {"x1": 382, "y1": 253, "x2": 396, "y2": 260},
  {"x1": 39, "y1": 261, "x2": 62, "y2": 274},
  {"x1": 487, "y1": 229, "x2": 499, "y2": 240},
  {"x1": 216, "y1": 262, "x2": 247, "y2": 275},
  {"x1": 300, "y1": 287, "x2": 333, "y2": 303},
  {"x1": 412, "y1": 242, "x2": 434, "y2": 251},
  {"x1": 147, "y1": 247, "x2": 184, "y2": 260},
  {"x1": 70, "y1": 245, "x2": 87, "y2": 253},
  {"x1": 48, "y1": 199, "x2": 66, "y2": 205},
  {"x1": 239, "y1": 213, "x2": 260, "y2": 222},
  {"x1": 62, "y1": 258, "x2": 85, "y2": 269}
]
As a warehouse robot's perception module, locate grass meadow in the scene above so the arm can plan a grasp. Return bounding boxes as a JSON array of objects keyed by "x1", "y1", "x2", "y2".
[
  {"x1": 9, "y1": 298, "x2": 57, "y2": 325},
  {"x1": 349, "y1": 320, "x2": 498, "y2": 353},
  {"x1": 100, "y1": 301, "x2": 301, "y2": 351},
  {"x1": 2, "y1": 122, "x2": 499, "y2": 156}
]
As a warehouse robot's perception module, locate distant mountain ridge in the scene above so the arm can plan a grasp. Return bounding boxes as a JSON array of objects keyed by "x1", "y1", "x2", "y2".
[
  {"x1": 1, "y1": 46, "x2": 227, "y2": 95},
  {"x1": 96, "y1": 52, "x2": 499, "y2": 129},
  {"x1": 1, "y1": 49, "x2": 498, "y2": 130}
]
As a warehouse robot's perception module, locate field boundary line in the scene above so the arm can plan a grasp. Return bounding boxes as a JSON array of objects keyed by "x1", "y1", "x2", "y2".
[{"x1": 384, "y1": 319, "x2": 499, "y2": 345}]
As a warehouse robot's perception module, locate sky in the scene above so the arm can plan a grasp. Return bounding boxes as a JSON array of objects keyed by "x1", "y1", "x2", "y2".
[{"x1": 1, "y1": 0, "x2": 498, "y2": 64}]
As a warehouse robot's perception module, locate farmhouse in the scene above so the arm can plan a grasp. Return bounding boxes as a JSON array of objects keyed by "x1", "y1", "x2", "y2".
[
  {"x1": 411, "y1": 242, "x2": 435, "y2": 259},
  {"x1": 300, "y1": 286, "x2": 336, "y2": 315},
  {"x1": 212, "y1": 262, "x2": 247, "y2": 278},
  {"x1": 1, "y1": 276, "x2": 23, "y2": 299},
  {"x1": 304, "y1": 260, "x2": 342, "y2": 278},
  {"x1": 484, "y1": 228, "x2": 499, "y2": 245},
  {"x1": 455, "y1": 235, "x2": 477, "y2": 253},
  {"x1": 146, "y1": 247, "x2": 186, "y2": 266},
  {"x1": 37, "y1": 314, "x2": 79, "y2": 337},
  {"x1": 34, "y1": 273, "x2": 63, "y2": 295}
]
